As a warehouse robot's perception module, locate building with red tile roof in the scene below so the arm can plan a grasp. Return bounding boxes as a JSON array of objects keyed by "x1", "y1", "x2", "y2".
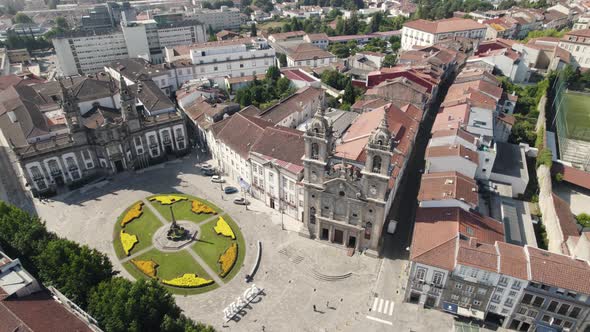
[
  {"x1": 401, "y1": 18, "x2": 486, "y2": 51},
  {"x1": 418, "y1": 171, "x2": 479, "y2": 211}
]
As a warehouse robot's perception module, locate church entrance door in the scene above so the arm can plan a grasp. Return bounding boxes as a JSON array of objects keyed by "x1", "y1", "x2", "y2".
[
  {"x1": 321, "y1": 228, "x2": 329, "y2": 240},
  {"x1": 333, "y1": 229, "x2": 343, "y2": 244},
  {"x1": 347, "y1": 236, "x2": 356, "y2": 248},
  {"x1": 114, "y1": 160, "x2": 125, "y2": 173},
  {"x1": 269, "y1": 198, "x2": 275, "y2": 209}
]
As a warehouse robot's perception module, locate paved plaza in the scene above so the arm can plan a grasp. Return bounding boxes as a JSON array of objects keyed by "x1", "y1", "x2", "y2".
[{"x1": 33, "y1": 154, "x2": 460, "y2": 332}]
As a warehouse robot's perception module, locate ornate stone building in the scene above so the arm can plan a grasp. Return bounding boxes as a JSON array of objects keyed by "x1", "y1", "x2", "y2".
[
  {"x1": 0, "y1": 73, "x2": 187, "y2": 196},
  {"x1": 301, "y1": 108, "x2": 394, "y2": 256}
]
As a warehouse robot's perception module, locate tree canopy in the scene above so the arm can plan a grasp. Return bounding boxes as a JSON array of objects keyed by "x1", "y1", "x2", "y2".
[
  {"x1": 0, "y1": 201, "x2": 215, "y2": 332},
  {"x1": 88, "y1": 278, "x2": 215, "y2": 332},
  {"x1": 14, "y1": 13, "x2": 33, "y2": 24},
  {"x1": 235, "y1": 67, "x2": 296, "y2": 108}
]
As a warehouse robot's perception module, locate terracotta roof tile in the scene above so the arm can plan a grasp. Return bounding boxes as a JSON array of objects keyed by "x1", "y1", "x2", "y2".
[
  {"x1": 288, "y1": 43, "x2": 335, "y2": 61},
  {"x1": 496, "y1": 241, "x2": 528, "y2": 280},
  {"x1": 457, "y1": 240, "x2": 498, "y2": 272},
  {"x1": 250, "y1": 126, "x2": 305, "y2": 170},
  {"x1": 404, "y1": 18, "x2": 485, "y2": 34},
  {"x1": 425, "y1": 144, "x2": 479, "y2": 165},
  {"x1": 258, "y1": 86, "x2": 323, "y2": 124},
  {"x1": 216, "y1": 113, "x2": 272, "y2": 158},
  {"x1": 527, "y1": 246, "x2": 590, "y2": 294},
  {"x1": 418, "y1": 171, "x2": 479, "y2": 207}
]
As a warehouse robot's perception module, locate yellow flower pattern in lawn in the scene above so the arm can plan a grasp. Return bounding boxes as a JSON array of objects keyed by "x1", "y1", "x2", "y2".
[
  {"x1": 191, "y1": 200, "x2": 216, "y2": 214},
  {"x1": 120, "y1": 202, "x2": 144, "y2": 227},
  {"x1": 149, "y1": 195, "x2": 187, "y2": 205},
  {"x1": 213, "y1": 216, "x2": 235, "y2": 239},
  {"x1": 162, "y1": 274, "x2": 214, "y2": 288},
  {"x1": 120, "y1": 230, "x2": 138, "y2": 256},
  {"x1": 218, "y1": 243, "x2": 238, "y2": 277},
  {"x1": 131, "y1": 259, "x2": 158, "y2": 278}
]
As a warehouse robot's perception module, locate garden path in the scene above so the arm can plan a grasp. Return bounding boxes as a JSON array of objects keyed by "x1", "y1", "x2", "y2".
[
  {"x1": 185, "y1": 247, "x2": 225, "y2": 285},
  {"x1": 121, "y1": 244, "x2": 156, "y2": 263},
  {"x1": 142, "y1": 198, "x2": 170, "y2": 225}
]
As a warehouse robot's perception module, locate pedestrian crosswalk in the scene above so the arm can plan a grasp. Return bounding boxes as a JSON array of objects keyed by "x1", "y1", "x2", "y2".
[{"x1": 370, "y1": 297, "x2": 394, "y2": 316}]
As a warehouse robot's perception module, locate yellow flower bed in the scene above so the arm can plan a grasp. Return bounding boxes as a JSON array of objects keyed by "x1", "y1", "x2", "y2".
[
  {"x1": 214, "y1": 216, "x2": 235, "y2": 239},
  {"x1": 191, "y1": 200, "x2": 216, "y2": 215},
  {"x1": 120, "y1": 230, "x2": 138, "y2": 256},
  {"x1": 131, "y1": 259, "x2": 158, "y2": 278},
  {"x1": 218, "y1": 243, "x2": 238, "y2": 277},
  {"x1": 162, "y1": 274, "x2": 214, "y2": 288},
  {"x1": 149, "y1": 195, "x2": 187, "y2": 205},
  {"x1": 120, "y1": 202, "x2": 144, "y2": 227}
]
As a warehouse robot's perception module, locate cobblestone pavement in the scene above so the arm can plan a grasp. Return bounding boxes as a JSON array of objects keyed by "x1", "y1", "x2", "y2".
[{"x1": 33, "y1": 154, "x2": 459, "y2": 332}]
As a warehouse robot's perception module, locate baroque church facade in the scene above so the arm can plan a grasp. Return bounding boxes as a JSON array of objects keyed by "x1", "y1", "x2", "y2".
[
  {"x1": 0, "y1": 74, "x2": 187, "y2": 196},
  {"x1": 301, "y1": 108, "x2": 393, "y2": 256}
]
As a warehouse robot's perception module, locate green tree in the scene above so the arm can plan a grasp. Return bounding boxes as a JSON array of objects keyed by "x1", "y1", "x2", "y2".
[
  {"x1": 277, "y1": 53, "x2": 287, "y2": 67},
  {"x1": 0, "y1": 201, "x2": 55, "y2": 273},
  {"x1": 576, "y1": 213, "x2": 590, "y2": 227},
  {"x1": 250, "y1": 23, "x2": 257, "y2": 37},
  {"x1": 369, "y1": 12, "x2": 383, "y2": 33},
  {"x1": 88, "y1": 278, "x2": 213, "y2": 332},
  {"x1": 14, "y1": 13, "x2": 32, "y2": 24},
  {"x1": 55, "y1": 16, "x2": 68, "y2": 30},
  {"x1": 276, "y1": 76, "x2": 293, "y2": 97},
  {"x1": 35, "y1": 239, "x2": 114, "y2": 308},
  {"x1": 382, "y1": 54, "x2": 396, "y2": 68},
  {"x1": 342, "y1": 79, "x2": 356, "y2": 105},
  {"x1": 265, "y1": 65, "x2": 280, "y2": 81},
  {"x1": 329, "y1": 43, "x2": 351, "y2": 58}
]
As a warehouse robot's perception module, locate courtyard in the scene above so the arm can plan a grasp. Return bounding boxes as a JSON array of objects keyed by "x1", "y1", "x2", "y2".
[{"x1": 33, "y1": 154, "x2": 458, "y2": 332}]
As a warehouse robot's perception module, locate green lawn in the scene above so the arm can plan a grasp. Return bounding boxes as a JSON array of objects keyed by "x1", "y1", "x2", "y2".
[
  {"x1": 114, "y1": 194, "x2": 245, "y2": 294},
  {"x1": 147, "y1": 194, "x2": 222, "y2": 224},
  {"x1": 564, "y1": 92, "x2": 590, "y2": 140},
  {"x1": 191, "y1": 214, "x2": 246, "y2": 282},
  {"x1": 124, "y1": 248, "x2": 219, "y2": 295},
  {"x1": 113, "y1": 202, "x2": 164, "y2": 259}
]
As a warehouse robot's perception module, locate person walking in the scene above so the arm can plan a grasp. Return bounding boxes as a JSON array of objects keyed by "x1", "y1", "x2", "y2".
[{"x1": 313, "y1": 304, "x2": 317, "y2": 312}]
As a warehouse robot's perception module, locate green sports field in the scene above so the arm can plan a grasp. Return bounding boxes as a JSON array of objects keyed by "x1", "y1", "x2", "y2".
[{"x1": 564, "y1": 92, "x2": 590, "y2": 141}]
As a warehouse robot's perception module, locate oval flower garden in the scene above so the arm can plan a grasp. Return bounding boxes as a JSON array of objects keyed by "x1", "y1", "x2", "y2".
[{"x1": 113, "y1": 193, "x2": 246, "y2": 295}]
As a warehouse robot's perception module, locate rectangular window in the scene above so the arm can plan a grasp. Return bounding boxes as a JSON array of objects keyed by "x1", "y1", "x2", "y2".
[
  {"x1": 526, "y1": 310, "x2": 538, "y2": 318},
  {"x1": 499, "y1": 276, "x2": 509, "y2": 286},
  {"x1": 466, "y1": 285, "x2": 474, "y2": 294},
  {"x1": 521, "y1": 294, "x2": 533, "y2": 304},
  {"x1": 509, "y1": 291, "x2": 517, "y2": 297},
  {"x1": 470, "y1": 269, "x2": 478, "y2": 278},
  {"x1": 512, "y1": 280, "x2": 522, "y2": 290},
  {"x1": 455, "y1": 283, "x2": 463, "y2": 290},
  {"x1": 477, "y1": 288, "x2": 486, "y2": 296},
  {"x1": 518, "y1": 307, "x2": 527, "y2": 315},
  {"x1": 432, "y1": 272, "x2": 443, "y2": 286},
  {"x1": 547, "y1": 301, "x2": 558, "y2": 312},
  {"x1": 505, "y1": 298, "x2": 514, "y2": 307},
  {"x1": 532, "y1": 296, "x2": 545, "y2": 307},
  {"x1": 569, "y1": 307, "x2": 581, "y2": 319},
  {"x1": 451, "y1": 294, "x2": 459, "y2": 301},
  {"x1": 557, "y1": 303, "x2": 570, "y2": 315},
  {"x1": 541, "y1": 315, "x2": 551, "y2": 323}
]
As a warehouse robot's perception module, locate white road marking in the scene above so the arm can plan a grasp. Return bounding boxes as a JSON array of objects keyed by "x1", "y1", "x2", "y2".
[
  {"x1": 378, "y1": 298, "x2": 384, "y2": 313},
  {"x1": 383, "y1": 300, "x2": 389, "y2": 314},
  {"x1": 372, "y1": 297, "x2": 379, "y2": 312},
  {"x1": 388, "y1": 301, "x2": 395, "y2": 315},
  {"x1": 366, "y1": 315, "x2": 393, "y2": 325}
]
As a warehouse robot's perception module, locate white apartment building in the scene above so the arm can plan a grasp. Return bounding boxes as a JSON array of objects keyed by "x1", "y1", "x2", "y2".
[
  {"x1": 188, "y1": 37, "x2": 276, "y2": 86},
  {"x1": 401, "y1": 18, "x2": 486, "y2": 51},
  {"x1": 559, "y1": 29, "x2": 590, "y2": 69},
  {"x1": 189, "y1": 6, "x2": 241, "y2": 31},
  {"x1": 573, "y1": 15, "x2": 590, "y2": 30},
  {"x1": 53, "y1": 20, "x2": 206, "y2": 76}
]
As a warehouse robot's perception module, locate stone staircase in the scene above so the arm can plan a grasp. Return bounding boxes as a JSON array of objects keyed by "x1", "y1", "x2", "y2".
[{"x1": 278, "y1": 247, "x2": 352, "y2": 281}]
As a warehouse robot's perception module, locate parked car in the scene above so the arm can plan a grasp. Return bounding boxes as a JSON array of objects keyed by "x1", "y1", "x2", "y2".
[
  {"x1": 200, "y1": 163, "x2": 213, "y2": 170},
  {"x1": 233, "y1": 198, "x2": 250, "y2": 205},
  {"x1": 202, "y1": 168, "x2": 216, "y2": 176},
  {"x1": 224, "y1": 186, "x2": 238, "y2": 194},
  {"x1": 211, "y1": 175, "x2": 225, "y2": 183}
]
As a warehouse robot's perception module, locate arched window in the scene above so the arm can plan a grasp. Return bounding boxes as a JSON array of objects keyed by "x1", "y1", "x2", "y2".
[
  {"x1": 364, "y1": 222, "x2": 372, "y2": 240},
  {"x1": 48, "y1": 159, "x2": 60, "y2": 175},
  {"x1": 309, "y1": 207, "x2": 316, "y2": 224},
  {"x1": 372, "y1": 155, "x2": 382, "y2": 173},
  {"x1": 311, "y1": 143, "x2": 319, "y2": 160}
]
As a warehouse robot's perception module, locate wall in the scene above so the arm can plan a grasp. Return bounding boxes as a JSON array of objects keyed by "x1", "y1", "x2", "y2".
[{"x1": 53, "y1": 38, "x2": 79, "y2": 76}]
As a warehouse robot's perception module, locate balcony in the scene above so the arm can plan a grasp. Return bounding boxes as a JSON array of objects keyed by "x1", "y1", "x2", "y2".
[
  {"x1": 176, "y1": 135, "x2": 185, "y2": 142},
  {"x1": 50, "y1": 169, "x2": 62, "y2": 176},
  {"x1": 68, "y1": 165, "x2": 78, "y2": 172}
]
